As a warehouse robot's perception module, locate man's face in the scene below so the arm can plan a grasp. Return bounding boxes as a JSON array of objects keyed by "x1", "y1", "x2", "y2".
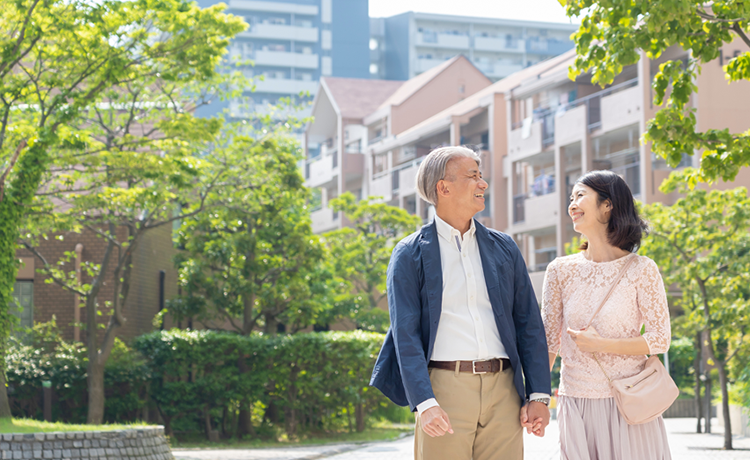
[{"x1": 440, "y1": 156, "x2": 488, "y2": 216}]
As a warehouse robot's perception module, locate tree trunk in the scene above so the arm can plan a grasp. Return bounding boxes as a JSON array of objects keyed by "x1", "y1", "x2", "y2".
[
  {"x1": 695, "y1": 333, "x2": 703, "y2": 433},
  {"x1": 264, "y1": 316, "x2": 278, "y2": 336},
  {"x1": 355, "y1": 402, "x2": 365, "y2": 433},
  {"x1": 705, "y1": 371, "x2": 712, "y2": 434},
  {"x1": 86, "y1": 359, "x2": 105, "y2": 424},
  {"x1": 237, "y1": 357, "x2": 255, "y2": 437},
  {"x1": 0, "y1": 371, "x2": 11, "y2": 418},
  {"x1": 717, "y1": 364, "x2": 733, "y2": 450},
  {"x1": 284, "y1": 406, "x2": 297, "y2": 439}
]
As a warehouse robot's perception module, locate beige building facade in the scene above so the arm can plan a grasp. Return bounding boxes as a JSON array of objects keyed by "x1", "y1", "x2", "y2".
[{"x1": 305, "y1": 42, "x2": 750, "y2": 299}]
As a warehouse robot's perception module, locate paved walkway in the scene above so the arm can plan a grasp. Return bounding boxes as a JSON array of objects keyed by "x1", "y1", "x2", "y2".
[{"x1": 173, "y1": 418, "x2": 750, "y2": 460}]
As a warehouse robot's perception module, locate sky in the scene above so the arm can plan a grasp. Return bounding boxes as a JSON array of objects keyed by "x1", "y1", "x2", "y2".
[{"x1": 368, "y1": 0, "x2": 577, "y2": 24}]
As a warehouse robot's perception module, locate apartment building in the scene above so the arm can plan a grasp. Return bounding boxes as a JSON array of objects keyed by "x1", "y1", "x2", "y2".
[
  {"x1": 305, "y1": 55, "x2": 491, "y2": 233},
  {"x1": 369, "y1": 12, "x2": 578, "y2": 81},
  {"x1": 306, "y1": 38, "x2": 750, "y2": 300},
  {"x1": 195, "y1": 0, "x2": 370, "y2": 119}
]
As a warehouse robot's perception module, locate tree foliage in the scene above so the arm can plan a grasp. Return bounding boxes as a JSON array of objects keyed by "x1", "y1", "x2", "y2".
[
  {"x1": 171, "y1": 123, "x2": 329, "y2": 336},
  {"x1": 2, "y1": 0, "x2": 246, "y2": 422},
  {"x1": 640, "y1": 172, "x2": 750, "y2": 449},
  {"x1": 323, "y1": 193, "x2": 422, "y2": 333},
  {"x1": 563, "y1": 0, "x2": 750, "y2": 184}
]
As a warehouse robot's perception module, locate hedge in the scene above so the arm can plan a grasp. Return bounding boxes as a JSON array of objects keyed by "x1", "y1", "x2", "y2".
[{"x1": 7, "y1": 329, "x2": 396, "y2": 439}]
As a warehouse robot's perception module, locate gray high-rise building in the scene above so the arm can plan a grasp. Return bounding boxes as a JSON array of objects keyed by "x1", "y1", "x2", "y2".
[
  {"x1": 196, "y1": 0, "x2": 370, "y2": 118},
  {"x1": 369, "y1": 12, "x2": 578, "y2": 81}
]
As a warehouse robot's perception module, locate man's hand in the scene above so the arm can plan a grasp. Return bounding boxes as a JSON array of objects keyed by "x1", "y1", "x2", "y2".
[
  {"x1": 520, "y1": 402, "x2": 550, "y2": 437},
  {"x1": 420, "y1": 406, "x2": 454, "y2": 437}
]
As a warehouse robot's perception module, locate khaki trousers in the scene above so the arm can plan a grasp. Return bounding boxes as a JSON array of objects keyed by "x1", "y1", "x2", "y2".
[{"x1": 414, "y1": 366, "x2": 523, "y2": 460}]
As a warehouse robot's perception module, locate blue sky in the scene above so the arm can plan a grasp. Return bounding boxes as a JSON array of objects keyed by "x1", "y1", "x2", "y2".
[{"x1": 369, "y1": 0, "x2": 577, "y2": 24}]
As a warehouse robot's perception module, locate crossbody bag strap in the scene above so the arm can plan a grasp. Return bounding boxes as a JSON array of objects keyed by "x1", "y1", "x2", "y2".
[
  {"x1": 585, "y1": 253, "x2": 637, "y2": 382},
  {"x1": 584, "y1": 254, "x2": 637, "y2": 329}
]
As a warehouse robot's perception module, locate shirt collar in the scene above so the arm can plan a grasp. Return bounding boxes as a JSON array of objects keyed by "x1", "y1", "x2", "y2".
[{"x1": 434, "y1": 215, "x2": 476, "y2": 243}]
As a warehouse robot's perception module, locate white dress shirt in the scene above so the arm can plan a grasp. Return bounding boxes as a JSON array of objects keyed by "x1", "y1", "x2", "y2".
[{"x1": 416, "y1": 215, "x2": 548, "y2": 414}]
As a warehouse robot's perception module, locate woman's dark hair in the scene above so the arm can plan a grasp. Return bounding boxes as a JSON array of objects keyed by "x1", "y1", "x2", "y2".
[{"x1": 575, "y1": 170, "x2": 648, "y2": 252}]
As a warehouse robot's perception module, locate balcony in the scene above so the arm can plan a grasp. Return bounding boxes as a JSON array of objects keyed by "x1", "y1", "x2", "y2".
[
  {"x1": 370, "y1": 174, "x2": 392, "y2": 202},
  {"x1": 474, "y1": 36, "x2": 524, "y2": 53},
  {"x1": 561, "y1": 78, "x2": 639, "y2": 132},
  {"x1": 416, "y1": 32, "x2": 469, "y2": 49},
  {"x1": 509, "y1": 121, "x2": 542, "y2": 158},
  {"x1": 307, "y1": 154, "x2": 337, "y2": 188},
  {"x1": 253, "y1": 78, "x2": 319, "y2": 95},
  {"x1": 512, "y1": 192, "x2": 559, "y2": 231},
  {"x1": 601, "y1": 85, "x2": 642, "y2": 133},
  {"x1": 342, "y1": 152, "x2": 365, "y2": 183},
  {"x1": 311, "y1": 207, "x2": 339, "y2": 234},
  {"x1": 525, "y1": 39, "x2": 573, "y2": 55},
  {"x1": 555, "y1": 105, "x2": 586, "y2": 146},
  {"x1": 242, "y1": 23, "x2": 318, "y2": 42},
  {"x1": 252, "y1": 50, "x2": 319, "y2": 69}
]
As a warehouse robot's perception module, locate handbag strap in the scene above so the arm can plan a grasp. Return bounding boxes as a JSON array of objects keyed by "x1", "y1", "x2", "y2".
[
  {"x1": 585, "y1": 253, "x2": 637, "y2": 382},
  {"x1": 584, "y1": 254, "x2": 637, "y2": 329}
]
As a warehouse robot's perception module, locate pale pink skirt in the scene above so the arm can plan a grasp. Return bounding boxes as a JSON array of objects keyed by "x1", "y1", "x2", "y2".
[{"x1": 558, "y1": 396, "x2": 672, "y2": 460}]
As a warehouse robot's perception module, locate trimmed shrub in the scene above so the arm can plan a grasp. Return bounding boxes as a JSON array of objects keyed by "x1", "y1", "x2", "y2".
[{"x1": 133, "y1": 329, "x2": 389, "y2": 438}]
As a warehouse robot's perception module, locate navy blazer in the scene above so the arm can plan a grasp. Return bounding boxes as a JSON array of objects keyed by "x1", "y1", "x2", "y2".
[{"x1": 370, "y1": 218, "x2": 551, "y2": 411}]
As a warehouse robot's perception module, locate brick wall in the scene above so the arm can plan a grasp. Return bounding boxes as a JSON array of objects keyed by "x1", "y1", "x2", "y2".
[{"x1": 16, "y1": 224, "x2": 179, "y2": 345}]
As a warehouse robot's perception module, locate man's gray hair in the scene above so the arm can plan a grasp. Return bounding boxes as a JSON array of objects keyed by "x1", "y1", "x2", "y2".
[{"x1": 416, "y1": 146, "x2": 481, "y2": 206}]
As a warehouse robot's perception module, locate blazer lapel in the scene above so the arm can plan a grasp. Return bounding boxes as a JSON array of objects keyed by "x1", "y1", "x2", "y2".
[
  {"x1": 475, "y1": 220, "x2": 502, "y2": 315},
  {"x1": 419, "y1": 221, "x2": 443, "y2": 329}
]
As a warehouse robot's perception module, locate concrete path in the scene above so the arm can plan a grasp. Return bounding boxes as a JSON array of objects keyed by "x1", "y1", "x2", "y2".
[{"x1": 173, "y1": 418, "x2": 750, "y2": 460}]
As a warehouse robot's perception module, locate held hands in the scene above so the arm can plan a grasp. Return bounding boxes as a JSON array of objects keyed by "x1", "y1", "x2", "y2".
[
  {"x1": 420, "y1": 406, "x2": 454, "y2": 437},
  {"x1": 520, "y1": 401, "x2": 550, "y2": 437},
  {"x1": 566, "y1": 326, "x2": 606, "y2": 353}
]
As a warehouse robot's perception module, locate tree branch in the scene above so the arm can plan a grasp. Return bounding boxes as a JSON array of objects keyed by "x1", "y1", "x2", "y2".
[
  {"x1": 732, "y1": 23, "x2": 750, "y2": 49},
  {"x1": 0, "y1": 139, "x2": 28, "y2": 203}
]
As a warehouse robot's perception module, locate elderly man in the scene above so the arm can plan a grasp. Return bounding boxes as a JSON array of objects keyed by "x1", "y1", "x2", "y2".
[{"x1": 370, "y1": 146, "x2": 551, "y2": 460}]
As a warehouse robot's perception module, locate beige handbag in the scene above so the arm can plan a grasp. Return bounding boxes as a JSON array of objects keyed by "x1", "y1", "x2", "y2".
[{"x1": 584, "y1": 254, "x2": 679, "y2": 425}]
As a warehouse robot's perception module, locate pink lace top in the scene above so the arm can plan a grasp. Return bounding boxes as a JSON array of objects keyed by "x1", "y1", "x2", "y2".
[{"x1": 542, "y1": 252, "x2": 671, "y2": 399}]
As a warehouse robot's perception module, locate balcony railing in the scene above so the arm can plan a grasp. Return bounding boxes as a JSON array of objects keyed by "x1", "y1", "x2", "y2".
[
  {"x1": 372, "y1": 157, "x2": 424, "y2": 181},
  {"x1": 511, "y1": 78, "x2": 639, "y2": 137}
]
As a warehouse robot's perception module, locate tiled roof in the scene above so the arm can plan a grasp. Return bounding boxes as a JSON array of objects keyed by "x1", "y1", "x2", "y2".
[{"x1": 322, "y1": 77, "x2": 404, "y2": 120}]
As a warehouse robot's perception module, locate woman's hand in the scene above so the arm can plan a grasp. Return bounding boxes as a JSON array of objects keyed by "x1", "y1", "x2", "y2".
[{"x1": 567, "y1": 326, "x2": 605, "y2": 353}]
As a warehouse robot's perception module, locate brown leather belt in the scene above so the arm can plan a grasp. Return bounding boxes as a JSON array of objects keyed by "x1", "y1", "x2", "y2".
[{"x1": 428, "y1": 358, "x2": 511, "y2": 374}]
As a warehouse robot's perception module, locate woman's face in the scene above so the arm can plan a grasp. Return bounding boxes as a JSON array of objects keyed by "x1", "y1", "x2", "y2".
[{"x1": 568, "y1": 183, "x2": 610, "y2": 237}]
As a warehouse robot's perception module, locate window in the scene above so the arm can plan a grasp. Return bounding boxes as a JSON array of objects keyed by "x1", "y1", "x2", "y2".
[
  {"x1": 10, "y1": 281, "x2": 33, "y2": 336},
  {"x1": 369, "y1": 38, "x2": 378, "y2": 50},
  {"x1": 370, "y1": 63, "x2": 378, "y2": 74}
]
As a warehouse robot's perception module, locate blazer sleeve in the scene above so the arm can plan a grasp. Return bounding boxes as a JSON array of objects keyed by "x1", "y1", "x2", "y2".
[
  {"x1": 388, "y1": 242, "x2": 435, "y2": 411},
  {"x1": 509, "y1": 239, "x2": 552, "y2": 398}
]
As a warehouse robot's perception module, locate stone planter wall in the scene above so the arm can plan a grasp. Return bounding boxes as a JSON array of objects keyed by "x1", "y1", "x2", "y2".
[{"x1": 0, "y1": 427, "x2": 173, "y2": 460}]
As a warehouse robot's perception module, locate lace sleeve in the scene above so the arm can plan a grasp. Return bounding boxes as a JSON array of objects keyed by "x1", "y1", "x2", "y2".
[
  {"x1": 541, "y1": 260, "x2": 563, "y2": 354},
  {"x1": 637, "y1": 257, "x2": 671, "y2": 354}
]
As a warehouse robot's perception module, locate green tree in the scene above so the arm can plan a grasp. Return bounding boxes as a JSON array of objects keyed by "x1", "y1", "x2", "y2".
[
  {"x1": 323, "y1": 193, "x2": 422, "y2": 333},
  {"x1": 563, "y1": 0, "x2": 750, "y2": 184},
  {"x1": 19, "y1": 68, "x2": 247, "y2": 423},
  {"x1": 170, "y1": 123, "x2": 327, "y2": 435},
  {"x1": 0, "y1": 0, "x2": 244, "y2": 420},
  {"x1": 640, "y1": 172, "x2": 750, "y2": 449}
]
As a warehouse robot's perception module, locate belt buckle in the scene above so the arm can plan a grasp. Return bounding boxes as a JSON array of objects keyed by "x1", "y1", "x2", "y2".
[{"x1": 472, "y1": 359, "x2": 488, "y2": 375}]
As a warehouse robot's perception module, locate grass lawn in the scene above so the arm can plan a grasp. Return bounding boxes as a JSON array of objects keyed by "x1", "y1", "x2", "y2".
[
  {"x1": 0, "y1": 418, "x2": 156, "y2": 434},
  {"x1": 169, "y1": 422, "x2": 413, "y2": 449}
]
